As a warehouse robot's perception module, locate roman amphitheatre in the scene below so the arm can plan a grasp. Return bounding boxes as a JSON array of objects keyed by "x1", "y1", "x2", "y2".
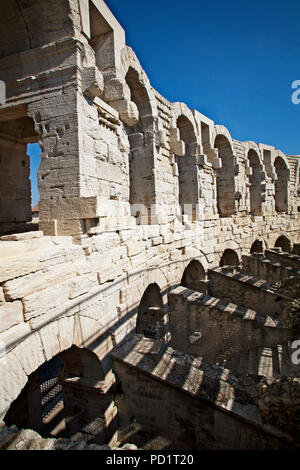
[{"x1": 0, "y1": 0, "x2": 299, "y2": 451}]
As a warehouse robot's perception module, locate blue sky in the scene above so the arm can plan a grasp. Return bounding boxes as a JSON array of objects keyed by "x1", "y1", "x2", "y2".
[
  {"x1": 28, "y1": 143, "x2": 41, "y2": 207},
  {"x1": 28, "y1": 0, "x2": 300, "y2": 206},
  {"x1": 105, "y1": 0, "x2": 299, "y2": 154}
]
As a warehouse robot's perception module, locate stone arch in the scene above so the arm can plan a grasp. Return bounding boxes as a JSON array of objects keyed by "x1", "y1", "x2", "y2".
[
  {"x1": 181, "y1": 260, "x2": 206, "y2": 292},
  {"x1": 0, "y1": 114, "x2": 40, "y2": 236},
  {"x1": 247, "y1": 149, "x2": 263, "y2": 215},
  {"x1": 214, "y1": 134, "x2": 236, "y2": 217},
  {"x1": 274, "y1": 156, "x2": 289, "y2": 213},
  {"x1": 176, "y1": 114, "x2": 199, "y2": 217},
  {"x1": 124, "y1": 65, "x2": 156, "y2": 220},
  {"x1": 120, "y1": 47, "x2": 158, "y2": 119},
  {"x1": 0, "y1": 314, "x2": 114, "y2": 421},
  {"x1": 3, "y1": 343, "x2": 116, "y2": 444},
  {"x1": 220, "y1": 249, "x2": 240, "y2": 267},
  {"x1": 136, "y1": 283, "x2": 167, "y2": 340},
  {"x1": 275, "y1": 235, "x2": 292, "y2": 253},
  {"x1": 250, "y1": 239, "x2": 264, "y2": 254}
]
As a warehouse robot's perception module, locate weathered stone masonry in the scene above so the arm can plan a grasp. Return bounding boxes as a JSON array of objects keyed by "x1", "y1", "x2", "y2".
[{"x1": 0, "y1": 0, "x2": 299, "y2": 450}]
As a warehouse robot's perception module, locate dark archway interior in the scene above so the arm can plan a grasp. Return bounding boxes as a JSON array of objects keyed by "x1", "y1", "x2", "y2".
[
  {"x1": 220, "y1": 249, "x2": 239, "y2": 267},
  {"x1": 214, "y1": 135, "x2": 235, "y2": 217},
  {"x1": 4, "y1": 346, "x2": 115, "y2": 445},
  {"x1": 274, "y1": 157, "x2": 289, "y2": 213},
  {"x1": 125, "y1": 67, "x2": 154, "y2": 217},
  {"x1": 250, "y1": 240, "x2": 264, "y2": 254},
  {"x1": 181, "y1": 260, "x2": 206, "y2": 292},
  {"x1": 136, "y1": 283, "x2": 167, "y2": 340},
  {"x1": 275, "y1": 235, "x2": 292, "y2": 253},
  {"x1": 248, "y1": 150, "x2": 262, "y2": 215},
  {"x1": 176, "y1": 115, "x2": 198, "y2": 218}
]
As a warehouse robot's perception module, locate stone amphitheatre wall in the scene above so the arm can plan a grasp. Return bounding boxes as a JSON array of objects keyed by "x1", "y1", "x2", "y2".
[{"x1": 0, "y1": 0, "x2": 299, "y2": 447}]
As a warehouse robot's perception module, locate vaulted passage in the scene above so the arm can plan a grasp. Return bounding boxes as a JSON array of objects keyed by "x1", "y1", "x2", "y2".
[
  {"x1": 250, "y1": 240, "x2": 264, "y2": 254},
  {"x1": 176, "y1": 115, "x2": 198, "y2": 219},
  {"x1": 181, "y1": 260, "x2": 206, "y2": 292},
  {"x1": 0, "y1": 115, "x2": 40, "y2": 236},
  {"x1": 4, "y1": 347, "x2": 117, "y2": 445},
  {"x1": 136, "y1": 283, "x2": 168, "y2": 340},
  {"x1": 274, "y1": 157, "x2": 289, "y2": 213},
  {"x1": 125, "y1": 67, "x2": 155, "y2": 222},
  {"x1": 214, "y1": 135, "x2": 236, "y2": 217},
  {"x1": 275, "y1": 235, "x2": 292, "y2": 253},
  {"x1": 248, "y1": 149, "x2": 262, "y2": 215},
  {"x1": 220, "y1": 249, "x2": 240, "y2": 267}
]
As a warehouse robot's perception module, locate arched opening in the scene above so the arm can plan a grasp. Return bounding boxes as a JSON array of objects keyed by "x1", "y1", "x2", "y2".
[
  {"x1": 250, "y1": 240, "x2": 264, "y2": 254},
  {"x1": 248, "y1": 149, "x2": 262, "y2": 215},
  {"x1": 89, "y1": 2, "x2": 115, "y2": 71},
  {"x1": 4, "y1": 346, "x2": 116, "y2": 445},
  {"x1": 275, "y1": 235, "x2": 292, "y2": 253},
  {"x1": 0, "y1": 115, "x2": 41, "y2": 236},
  {"x1": 176, "y1": 115, "x2": 198, "y2": 219},
  {"x1": 125, "y1": 68, "x2": 155, "y2": 222},
  {"x1": 136, "y1": 284, "x2": 167, "y2": 340},
  {"x1": 220, "y1": 249, "x2": 240, "y2": 267},
  {"x1": 181, "y1": 260, "x2": 206, "y2": 292},
  {"x1": 274, "y1": 157, "x2": 289, "y2": 213},
  {"x1": 214, "y1": 135, "x2": 236, "y2": 217}
]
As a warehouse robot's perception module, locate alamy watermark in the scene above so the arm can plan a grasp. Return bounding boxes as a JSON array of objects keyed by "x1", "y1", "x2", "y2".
[
  {"x1": 291, "y1": 340, "x2": 300, "y2": 365},
  {"x1": 291, "y1": 80, "x2": 300, "y2": 105},
  {"x1": 0, "y1": 80, "x2": 5, "y2": 105}
]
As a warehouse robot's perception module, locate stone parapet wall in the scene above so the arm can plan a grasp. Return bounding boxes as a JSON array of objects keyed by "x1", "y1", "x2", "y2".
[
  {"x1": 168, "y1": 286, "x2": 290, "y2": 363},
  {"x1": 112, "y1": 336, "x2": 296, "y2": 450}
]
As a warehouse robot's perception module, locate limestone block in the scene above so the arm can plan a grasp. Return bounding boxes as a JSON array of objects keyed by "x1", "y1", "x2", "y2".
[
  {"x1": 58, "y1": 316, "x2": 75, "y2": 352},
  {"x1": 0, "y1": 231, "x2": 44, "y2": 242},
  {"x1": 130, "y1": 252, "x2": 146, "y2": 269},
  {"x1": 0, "y1": 352, "x2": 28, "y2": 421},
  {"x1": 22, "y1": 283, "x2": 69, "y2": 321},
  {"x1": 111, "y1": 99, "x2": 139, "y2": 127},
  {"x1": 104, "y1": 78, "x2": 130, "y2": 102},
  {"x1": 169, "y1": 127, "x2": 180, "y2": 142},
  {"x1": 170, "y1": 140, "x2": 185, "y2": 157},
  {"x1": 0, "y1": 256, "x2": 39, "y2": 284},
  {"x1": 56, "y1": 219, "x2": 83, "y2": 237},
  {"x1": 125, "y1": 240, "x2": 145, "y2": 257},
  {"x1": 12, "y1": 331, "x2": 46, "y2": 376},
  {"x1": 3, "y1": 263, "x2": 75, "y2": 301},
  {"x1": 156, "y1": 129, "x2": 167, "y2": 148},
  {"x1": 0, "y1": 302, "x2": 23, "y2": 334},
  {"x1": 0, "y1": 323, "x2": 31, "y2": 358},
  {"x1": 152, "y1": 237, "x2": 163, "y2": 246},
  {"x1": 69, "y1": 273, "x2": 98, "y2": 299},
  {"x1": 82, "y1": 66, "x2": 104, "y2": 98},
  {"x1": 38, "y1": 321, "x2": 60, "y2": 362},
  {"x1": 73, "y1": 314, "x2": 112, "y2": 360},
  {"x1": 97, "y1": 265, "x2": 119, "y2": 284},
  {"x1": 39, "y1": 220, "x2": 57, "y2": 236}
]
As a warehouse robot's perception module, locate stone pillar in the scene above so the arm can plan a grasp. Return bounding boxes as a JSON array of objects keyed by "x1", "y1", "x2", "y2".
[{"x1": 61, "y1": 371, "x2": 117, "y2": 445}]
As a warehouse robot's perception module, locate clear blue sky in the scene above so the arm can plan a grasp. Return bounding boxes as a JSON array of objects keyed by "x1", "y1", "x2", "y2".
[
  {"x1": 28, "y1": 143, "x2": 41, "y2": 207},
  {"x1": 28, "y1": 0, "x2": 300, "y2": 207}
]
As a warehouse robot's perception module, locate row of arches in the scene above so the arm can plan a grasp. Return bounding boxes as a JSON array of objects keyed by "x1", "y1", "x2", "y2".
[
  {"x1": 3, "y1": 233, "x2": 295, "y2": 443},
  {"x1": 122, "y1": 61, "x2": 291, "y2": 221},
  {"x1": 250, "y1": 235, "x2": 293, "y2": 254},
  {"x1": 136, "y1": 235, "x2": 294, "y2": 339}
]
